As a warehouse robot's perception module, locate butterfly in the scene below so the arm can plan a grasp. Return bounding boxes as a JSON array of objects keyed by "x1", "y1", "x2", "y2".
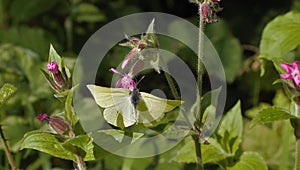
[{"x1": 87, "y1": 85, "x2": 182, "y2": 128}]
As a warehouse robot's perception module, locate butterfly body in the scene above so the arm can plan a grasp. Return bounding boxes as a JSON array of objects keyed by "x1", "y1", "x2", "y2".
[{"x1": 87, "y1": 85, "x2": 182, "y2": 128}]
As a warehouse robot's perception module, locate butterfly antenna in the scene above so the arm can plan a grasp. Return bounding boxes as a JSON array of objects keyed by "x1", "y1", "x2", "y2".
[{"x1": 136, "y1": 76, "x2": 145, "y2": 87}]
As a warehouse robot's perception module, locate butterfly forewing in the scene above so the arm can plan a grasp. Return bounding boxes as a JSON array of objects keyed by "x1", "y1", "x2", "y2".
[{"x1": 87, "y1": 85, "x2": 130, "y2": 107}]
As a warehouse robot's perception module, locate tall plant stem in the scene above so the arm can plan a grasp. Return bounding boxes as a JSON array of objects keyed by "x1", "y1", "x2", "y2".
[
  {"x1": 0, "y1": 125, "x2": 17, "y2": 170},
  {"x1": 295, "y1": 104, "x2": 300, "y2": 170},
  {"x1": 194, "y1": 3, "x2": 205, "y2": 170}
]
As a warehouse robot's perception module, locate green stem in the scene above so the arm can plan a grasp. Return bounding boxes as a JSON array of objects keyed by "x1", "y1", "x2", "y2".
[
  {"x1": 194, "y1": 3, "x2": 205, "y2": 170},
  {"x1": 295, "y1": 139, "x2": 300, "y2": 170},
  {"x1": 160, "y1": 59, "x2": 180, "y2": 100},
  {"x1": 295, "y1": 104, "x2": 300, "y2": 170}
]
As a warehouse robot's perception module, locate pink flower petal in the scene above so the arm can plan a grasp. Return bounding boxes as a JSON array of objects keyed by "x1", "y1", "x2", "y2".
[
  {"x1": 109, "y1": 68, "x2": 123, "y2": 76},
  {"x1": 280, "y1": 63, "x2": 293, "y2": 73},
  {"x1": 47, "y1": 61, "x2": 59, "y2": 74},
  {"x1": 37, "y1": 113, "x2": 49, "y2": 122},
  {"x1": 129, "y1": 60, "x2": 144, "y2": 76},
  {"x1": 121, "y1": 48, "x2": 137, "y2": 69},
  {"x1": 280, "y1": 74, "x2": 292, "y2": 79}
]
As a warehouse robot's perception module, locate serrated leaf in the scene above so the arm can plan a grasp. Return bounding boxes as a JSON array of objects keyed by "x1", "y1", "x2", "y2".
[
  {"x1": 171, "y1": 137, "x2": 230, "y2": 164},
  {"x1": 217, "y1": 100, "x2": 242, "y2": 154},
  {"x1": 0, "y1": 83, "x2": 17, "y2": 105},
  {"x1": 228, "y1": 152, "x2": 268, "y2": 170},
  {"x1": 259, "y1": 11, "x2": 300, "y2": 60},
  {"x1": 250, "y1": 107, "x2": 295, "y2": 128}
]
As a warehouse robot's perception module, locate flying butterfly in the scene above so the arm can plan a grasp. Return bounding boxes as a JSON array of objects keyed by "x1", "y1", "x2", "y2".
[{"x1": 87, "y1": 85, "x2": 182, "y2": 128}]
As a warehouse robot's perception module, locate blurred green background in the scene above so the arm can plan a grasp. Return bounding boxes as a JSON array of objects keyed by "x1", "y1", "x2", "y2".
[{"x1": 0, "y1": 0, "x2": 299, "y2": 169}]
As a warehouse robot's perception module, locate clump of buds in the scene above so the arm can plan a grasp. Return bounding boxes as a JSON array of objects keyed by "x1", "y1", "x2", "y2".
[{"x1": 190, "y1": 0, "x2": 222, "y2": 24}]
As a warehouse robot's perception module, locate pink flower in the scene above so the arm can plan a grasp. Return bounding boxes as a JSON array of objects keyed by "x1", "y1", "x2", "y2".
[
  {"x1": 109, "y1": 68, "x2": 136, "y2": 91},
  {"x1": 47, "y1": 61, "x2": 59, "y2": 74},
  {"x1": 280, "y1": 61, "x2": 300, "y2": 87}
]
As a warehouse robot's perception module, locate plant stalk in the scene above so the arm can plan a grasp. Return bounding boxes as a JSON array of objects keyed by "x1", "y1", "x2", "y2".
[
  {"x1": 295, "y1": 138, "x2": 300, "y2": 170},
  {"x1": 0, "y1": 125, "x2": 17, "y2": 170},
  {"x1": 194, "y1": 3, "x2": 205, "y2": 170},
  {"x1": 295, "y1": 103, "x2": 300, "y2": 170}
]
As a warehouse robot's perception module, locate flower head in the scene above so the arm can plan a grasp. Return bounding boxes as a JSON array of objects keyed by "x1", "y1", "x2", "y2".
[
  {"x1": 200, "y1": 0, "x2": 222, "y2": 24},
  {"x1": 47, "y1": 61, "x2": 59, "y2": 74},
  {"x1": 109, "y1": 68, "x2": 136, "y2": 91},
  {"x1": 280, "y1": 61, "x2": 300, "y2": 87}
]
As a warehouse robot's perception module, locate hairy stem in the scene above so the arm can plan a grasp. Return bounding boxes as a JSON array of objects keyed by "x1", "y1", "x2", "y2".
[
  {"x1": 295, "y1": 104, "x2": 300, "y2": 170},
  {"x1": 0, "y1": 125, "x2": 17, "y2": 170},
  {"x1": 194, "y1": 3, "x2": 205, "y2": 170}
]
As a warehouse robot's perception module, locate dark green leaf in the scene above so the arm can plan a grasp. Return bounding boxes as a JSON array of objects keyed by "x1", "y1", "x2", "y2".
[
  {"x1": 251, "y1": 107, "x2": 295, "y2": 127},
  {"x1": 228, "y1": 152, "x2": 268, "y2": 170},
  {"x1": 259, "y1": 11, "x2": 300, "y2": 60},
  {"x1": 0, "y1": 83, "x2": 17, "y2": 105}
]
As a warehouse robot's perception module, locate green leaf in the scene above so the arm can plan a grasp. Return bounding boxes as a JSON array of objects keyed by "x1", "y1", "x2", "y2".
[
  {"x1": 21, "y1": 131, "x2": 77, "y2": 162},
  {"x1": 171, "y1": 137, "x2": 230, "y2": 164},
  {"x1": 63, "y1": 135, "x2": 95, "y2": 161},
  {"x1": 0, "y1": 83, "x2": 17, "y2": 105},
  {"x1": 21, "y1": 131, "x2": 95, "y2": 162},
  {"x1": 243, "y1": 120, "x2": 294, "y2": 169},
  {"x1": 250, "y1": 107, "x2": 295, "y2": 127},
  {"x1": 94, "y1": 129, "x2": 144, "y2": 144},
  {"x1": 64, "y1": 89, "x2": 78, "y2": 127},
  {"x1": 228, "y1": 152, "x2": 268, "y2": 170},
  {"x1": 259, "y1": 11, "x2": 300, "y2": 60},
  {"x1": 73, "y1": 3, "x2": 106, "y2": 23},
  {"x1": 49, "y1": 44, "x2": 62, "y2": 70},
  {"x1": 217, "y1": 100, "x2": 243, "y2": 154}
]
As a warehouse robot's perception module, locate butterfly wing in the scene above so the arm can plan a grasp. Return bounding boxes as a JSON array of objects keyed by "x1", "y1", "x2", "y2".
[
  {"x1": 138, "y1": 92, "x2": 182, "y2": 123},
  {"x1": 87, "y1": 85, "x2": 136, "y2": 127}
]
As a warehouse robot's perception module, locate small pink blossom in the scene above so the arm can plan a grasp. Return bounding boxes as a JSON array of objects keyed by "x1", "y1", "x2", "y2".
[
  {"x1": 109, "y1": 68, "x2": 136, "y2": 91},
  {"x1": 280, "y1": 61, "x2": 300, "y2": 87},
  {"x1": 37, "y1": 113, "x2": 49, "y2": 122},
  {"x1": 47, "y1": 61, "x2": 59, "y2": 74}
]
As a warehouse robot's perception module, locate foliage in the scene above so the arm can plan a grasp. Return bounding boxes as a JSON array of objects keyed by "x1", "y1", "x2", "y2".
[{"x1": 0, "y1": 0, "x2": 297, "y2": 169}]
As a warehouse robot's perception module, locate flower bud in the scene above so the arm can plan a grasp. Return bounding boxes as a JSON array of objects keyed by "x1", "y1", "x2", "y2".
[
  {"x1": 37, "y1": 113, "x2": 70, "y2": 135},
  {"x1": 47, "y1": 61, "x2": 67, "y2": 89}
]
